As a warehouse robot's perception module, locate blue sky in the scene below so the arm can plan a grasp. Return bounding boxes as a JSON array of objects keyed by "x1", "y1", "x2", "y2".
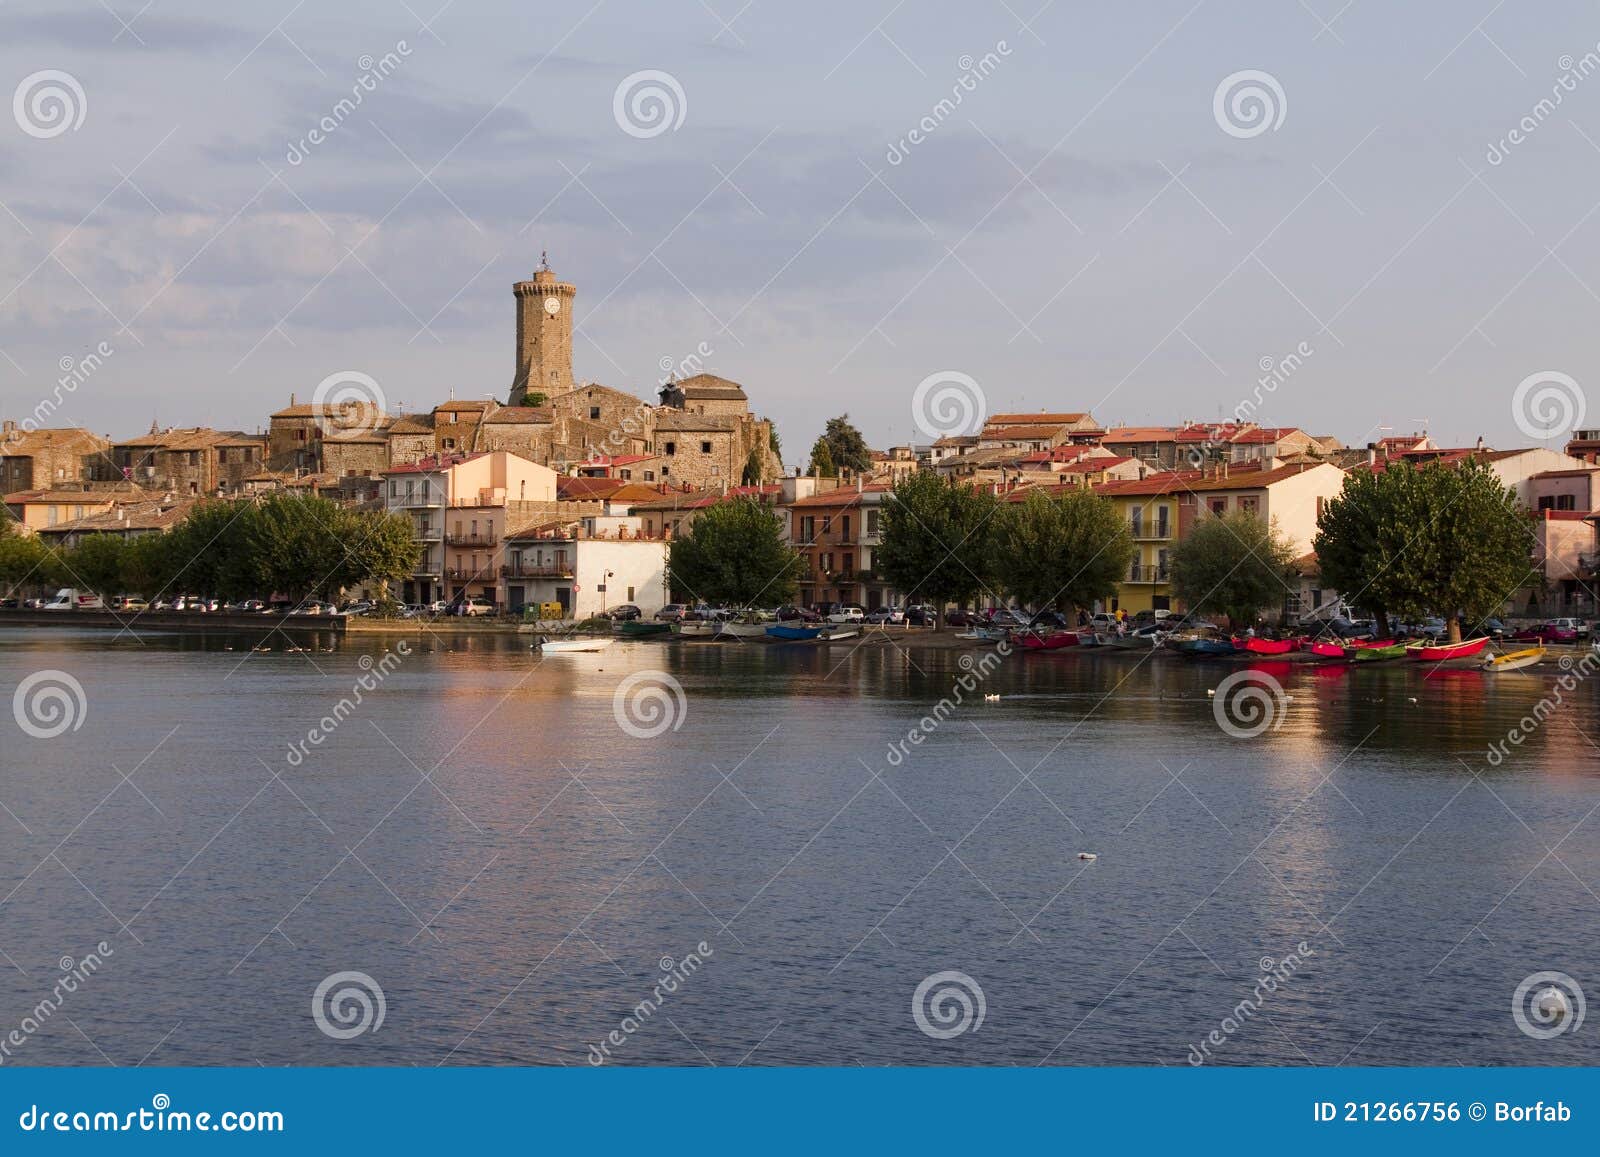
[{"x1": 3, "y1": 0, "x2": 1599, "y2": 456}]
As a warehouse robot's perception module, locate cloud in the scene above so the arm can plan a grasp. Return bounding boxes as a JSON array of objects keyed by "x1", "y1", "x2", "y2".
[{"x1": 3, "y1": 9, "x2": 256, "y2": 52}]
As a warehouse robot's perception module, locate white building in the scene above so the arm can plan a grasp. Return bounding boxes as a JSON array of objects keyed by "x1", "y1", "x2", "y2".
[{"x1": 499, "y1": 516, "x2": 668, "y2": 618}]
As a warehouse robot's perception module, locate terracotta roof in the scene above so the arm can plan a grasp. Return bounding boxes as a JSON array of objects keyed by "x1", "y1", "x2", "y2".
[
  {"x1": 37, "y1": 498, "x2": 195, "y2": 535},
  {"x1": 380, "y1": 452, "x2": 486, "y2": 475},
  {"x1": 932, "y1": 435, "x2": 979, "y2": 448},
  {"x1": 1104, "y1": 426, "x2": 1181, "y2": 444},
  {"x1": 115, "y1": 427, "x2": 264, "y2": 452},
  {"x1": 1229, "y1": 426, "x2": 1305, "y2": 445},
  {"x1": 1531, "y1": 468, "x2": 1599, "y2": 479},
  {"x1": 673, "y1": 372, "x2": 747, "y2": 399},
  {"x1": 983, "y1": 424, "x2": 1067, "y2": 440},
  {"x1": 628, "y1": 484, "x2": 783, "y2": 512},
  {"x1": 434, "y1": 400, "x2": 497, "y2": 413},
  {"x1": 985, "y1": 412, "x2": 1090, "y2": 426},
  {"x1": 387, "y1": 413, "x2": 435, "y2": 434},
  {"x1": 0, "y1": 427, "x2": 108, "y2": 455},
  {"x1": 786, "y1": 484, "x2": 889, "y2": 509}
]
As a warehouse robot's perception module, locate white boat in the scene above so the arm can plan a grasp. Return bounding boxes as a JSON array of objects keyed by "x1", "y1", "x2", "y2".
[
  {"x1": 715, "y1": 620, "x2": 769, "y2": 639},
  {"x1": 672, "y1": 621, "x2": 718, "y2": 637},
  {"x1": 534, "y1": 636, "x2": 614, "y2": 653},
  {"x1": 818, "y1": 627, "x2": 860, "y2": 642}
]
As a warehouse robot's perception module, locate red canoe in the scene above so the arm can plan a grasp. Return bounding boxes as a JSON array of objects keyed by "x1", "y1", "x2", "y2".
[
  {"x1": 1017, "y1": 630, "x2": 1079, "y2": 651},
  {"x1": 1348, "y1": 637, "x2": 1397, "y2": 648},
  {"x1": 1307, "y1": 640, "x2": 1347, "y2": 659},
  {"x1": 1234, "y1": 636, "x2": 1302, "y2": 655},
  {"x1": 1405, "y1": 636, "x2": 1489, "y2": 662}
]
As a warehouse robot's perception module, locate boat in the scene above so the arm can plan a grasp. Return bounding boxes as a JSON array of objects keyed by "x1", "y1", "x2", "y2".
[
  {"x1": 534, "y1": 636, "x2": 614, "y2": 653},
  {"x1": 1405, "y1": 636, "x2": 1490, "y2": 662},
  {"x1": 1016, "y1": 630, "x2": 1079, "y2": 651},
  {"x1": 1347, "y1": 637, "x2": 1398, "y2": 649},
  {"x1": 1173, "y1": 637, "x2": 1234, "y2": 657},
  {"x1": 1482, "y1": 644, "x2": 1545, "y2": 673},
  {"x1": 1345, "y1": 642, "x2": 1406, "y2": 662},
  {"x1": 1072, "y1": 630, "x2": 1102, "y2": 647},
  {"x1": 715, "y1": 620, "x2": 770, "y2": 639},
  {"x1": 671, "y1": 620, "x2": 717, "y2": 637},
  {"x1": 818, "y1": 627, "x2": 860, "y2": 642},
  {"x1": 1234, "y1": 636, "x2": 1301, "y2": 655},
  {"x1": 1307, "y1": 640, "x2": 1348, "y2": 660},
  {"x1": 619, "y1": 620, "x2": 672, "y2": 638},
  {"x1": 1103, "y1": 631, "x2": 1159, "y2": 650},
  {"x1": 765, "y1": 623, "x2": 822, "y2": 641}
]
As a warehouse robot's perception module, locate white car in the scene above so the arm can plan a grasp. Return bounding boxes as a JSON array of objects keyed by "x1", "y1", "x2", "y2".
[{"x1": 826, "y1": 605, "x2": 865, "y2": 624}]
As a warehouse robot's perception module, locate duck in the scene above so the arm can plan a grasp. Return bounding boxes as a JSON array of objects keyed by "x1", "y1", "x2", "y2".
[{"x1": 1077, "y1": 852, "x2": 1098, "y2": 862}]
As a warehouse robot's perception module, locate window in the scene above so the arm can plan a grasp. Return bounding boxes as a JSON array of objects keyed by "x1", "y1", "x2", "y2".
[
  {"x1": 620, "y1": 469, "x2": 632, "y2": 480},
  {"x1": 700, "y1": 441, "x2": 712, "y2": 454},
  {"x1": 590, "y1": 406, "x2": 601, "y2": 419},
  {"x1": 661, "y1": 466, "x2": 670, "y2": 477},
  {"x1": 841, "y1": 515, "x2": 851, "y2": 540},
  {"x1": 1238, "y1": 496, "x2": 1259, "y2": 517},
  {"x1": 295, "y1": 429, "x2": 307, "y2": 442},
  {"x1": 443, "y1": 438, "x2": 456, "y2": 450},
  {"x1": 644, "y1": 470, "x2": 655, "y2": 481},
  {"x1": 866, "y1": 509, "x2": 879, "y2": 535},
  {"x1": 1209, "y1": 498, "x2": 1227, "y2": 516},
  {"x1": 710, "y1": 465, "x2": 720, "y2": 475},
  {"x1": 665, "y1": 441, "x2": 676, "y2": 456},
  {"x1": 822, "y1": 516, "x2": 832, "y2": 535},
  {"x1": 801, "y1": 516, "x2": 815, "y2": 541}
]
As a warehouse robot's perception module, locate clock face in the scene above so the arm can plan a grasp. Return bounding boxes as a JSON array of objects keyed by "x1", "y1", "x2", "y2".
[{"x1": 543, "y1": 296, "x2": 561, "y2": 316}]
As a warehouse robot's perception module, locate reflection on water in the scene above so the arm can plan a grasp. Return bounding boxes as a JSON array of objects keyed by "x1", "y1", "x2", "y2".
[{"x1": 0, "y1": 626, "x2": 1596, "y2": 1066}]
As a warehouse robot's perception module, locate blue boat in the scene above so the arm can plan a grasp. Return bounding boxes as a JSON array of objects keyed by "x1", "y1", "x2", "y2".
[
  {"x1": 765, "y1": 624, "x2": 822, "y2": 641},
  {"x1": 1174, "y1": 637, "x2": 1234, "y2": 656}
]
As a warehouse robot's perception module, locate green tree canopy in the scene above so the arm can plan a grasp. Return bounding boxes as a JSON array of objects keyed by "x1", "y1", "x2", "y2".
[
  {"x1": 993, "y1": 487, "x2": 1134, "y2": 613},
  {"x1": 818, "y1": 414, "x2": 872, "y2": 474},
  {"x1": 63, "y1": 534, "x2": 128, "y2": 596},
  {"x1": 1315, "y1": 460, "x2": 1532, "y2": 640},
  {"x1": 0, "y1": 528, "x2": 54, "y2": 596},
  {"x1": 808, "y1": 439, "x2": 837, "y2": 478},
  {"x1": 740, "y1": 447, "x2": 764, "y2": 487},
  {"x1": 1170, "y1": 509, "x2": 1297, "y2": 627},
  {"x1": 875, "y1": 471, "x2": 998, "y2": 623},
  {"x1": 667, "y1": 497, "x2": 800, "y2": 607}
]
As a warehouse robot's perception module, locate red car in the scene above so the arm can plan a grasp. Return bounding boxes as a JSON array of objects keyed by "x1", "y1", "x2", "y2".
[{"x1": 1512, "y1": 622, "x2": 1578, "y2": 644}]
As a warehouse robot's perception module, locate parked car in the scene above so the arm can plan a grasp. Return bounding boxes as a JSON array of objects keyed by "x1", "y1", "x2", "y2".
[
  {"x1": 655, "y1": 603, "x2": 689, "y2": 622},
  {"x1": 1545, "y1": 616, "x2": 1589, "y2": 638},
  {"x1": 904, "y1": 605, "x2": 936, "y2": 626},
  {"x1": 341, "y1": 600, "x2": 376, "y2": 616},
  {"x1": 775, "y1": 604, "x2": 819, "y2": 622},
  {"x1": 865, "y1": 605, "x2": 905, "y2": 624},
  {"x1": 985, "y1": 608, "x2": 1028, "y2": 628},
  {"x1": 1481, "y1": 617, "x2": 1508, "y2": 638},
  {"x1": 1132, "y1": 609, "x2": 1172, "y2": 625},
  {"x1": 605, "y1": 604, "x2": 642, "y2": 620},
  {"x1": 1514, "y1": 620, "x2": 1580, "y2": 644},
  {"x1": 826, "y1": 605, "x2": 865, "y2": 624},
  {"x1": 23, "y1": 596, "x2": 47, "y2": 609},
  {"x1": 1089, "y1": 612, "x2": 1118, "y2": 630},
  {"x1": 0, "y1": 597, "x2": 17, "y2": 609},
  {"x1": 1029, "y1": 610, "x2": 1069, "y2": 629},
  {"x1": 109, "y1": 595, "x2": 149, "y2": 612},
  {"x1": 454, "y1": 597, "x2": 493, "y2": 617}
]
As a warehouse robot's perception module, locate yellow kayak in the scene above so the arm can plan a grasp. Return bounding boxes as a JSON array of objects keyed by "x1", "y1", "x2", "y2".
[{"x1": 1481, "y1": 644, "x2": 1545, "y2": 672}]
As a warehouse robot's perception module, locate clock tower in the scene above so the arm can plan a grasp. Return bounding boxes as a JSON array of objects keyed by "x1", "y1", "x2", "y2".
[{"x1": 510, "y1": 253, "x2": 576, "y2": 404}]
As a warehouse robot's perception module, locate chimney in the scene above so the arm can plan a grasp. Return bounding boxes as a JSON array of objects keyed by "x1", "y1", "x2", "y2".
[
  {"x1": 1475, "y1": 434, "x2": 1485, "y2": 451},
  {"x1": 855, "y1": 475, "x2": 864, "y2": 492}
]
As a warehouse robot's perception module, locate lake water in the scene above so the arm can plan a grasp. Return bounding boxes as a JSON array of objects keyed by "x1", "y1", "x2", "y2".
[{"x1": 1, "y1": 625, "x2": 1597, "y2": 1067}]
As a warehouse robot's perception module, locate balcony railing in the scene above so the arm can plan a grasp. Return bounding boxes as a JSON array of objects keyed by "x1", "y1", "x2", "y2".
[
  {"x1": 444, "y1": 532, "x2": 498, "y2": 547},
  {"x1": 394, "y1": 492, "x2": 443, "y2": 508},
  {"x1": 1130, "y1": 523, "x2": 1171, "y2": 540},
  {"x1": 500, "y1": 563, "x2": 574, "y2": 578},
  {"x1": 1128, "y1": 563, "x2": 1170, "y2": 583},
  {"x1": 415, "y1": 527, "x2": 442, "y2": 541},
  {"x1": 443, "y1": 568, "x2": 496, "y2": 582}
]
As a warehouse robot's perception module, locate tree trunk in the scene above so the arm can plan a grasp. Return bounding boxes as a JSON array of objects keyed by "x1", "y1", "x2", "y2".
[
  {"x1": 1447, "y1": 616, "x2": 1462, "y2": 644},
  {"x1": 1374, "y1": 610, "x2": 1391, "y2": 639}
]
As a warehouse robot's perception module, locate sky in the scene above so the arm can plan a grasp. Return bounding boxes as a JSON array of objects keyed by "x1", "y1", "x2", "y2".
[{"x1": 2, "y1": 0, "x2": 1600, "y2": 460}]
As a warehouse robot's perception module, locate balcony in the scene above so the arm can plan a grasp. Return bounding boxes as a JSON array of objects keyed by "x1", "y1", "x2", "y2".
[
  {"x1": 501, "y1": 563, "x2": 574, "y2": 579},
  {"x1": 415, "y1": 527, "x2": 442, "y2": 541},
  {"x1": 443, "y1": 568, "x2": 496, "y2": 582},
  {"x1": 444, "y1": 531, "x2": 499, "y2": 547},
  {"x1": 1130, "y1": 523, "x2": 1171, "y2": 541},
  {"x1": 1128, "y1": 563, "x2": 1170, "y2": 583},
  {"x1": 394, "y1": 491, "x2": 443, "y2": 508}
]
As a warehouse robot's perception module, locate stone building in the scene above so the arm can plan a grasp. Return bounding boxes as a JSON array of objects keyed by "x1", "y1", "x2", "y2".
[
  {"x1": 109, "y1": 426, "x2": 267, "y2": 496},
  {"x1": 509, "y1": 254, "x2": 576, "y2": 404},
  {"x1": 267, "y1": 398, "x2": 391, "y2": 479},
  {"x1": 0, "y1": 423, "x2": 112, "y2": 493}
]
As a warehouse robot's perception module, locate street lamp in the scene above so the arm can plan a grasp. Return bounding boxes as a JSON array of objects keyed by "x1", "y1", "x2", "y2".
[{"x1": 601, "y1": 569, "x2": 614, "y2": 614}]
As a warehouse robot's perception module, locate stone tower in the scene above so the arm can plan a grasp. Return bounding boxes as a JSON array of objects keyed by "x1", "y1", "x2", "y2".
[{"x1": 510, "y1": 253, "x2": 576, "y2": 405}]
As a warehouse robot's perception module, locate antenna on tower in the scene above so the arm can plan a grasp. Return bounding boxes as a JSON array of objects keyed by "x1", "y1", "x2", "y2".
[{"x1": 539, "y1": 249, "x2": 550, "y2": 272}]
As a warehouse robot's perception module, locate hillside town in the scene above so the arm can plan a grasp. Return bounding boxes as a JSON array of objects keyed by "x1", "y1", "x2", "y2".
[{"x1": 2, "y1": 259, "x2": 1598, "y2": 626}]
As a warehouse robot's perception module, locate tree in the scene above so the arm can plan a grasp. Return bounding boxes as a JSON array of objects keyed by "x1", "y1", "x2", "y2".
[
  {"x1": 1169, "y1": 509, "x2": 1297, "y2": 627},
  {"x1": 240, "y1": 493, "x2": 357, "y2": 602},
  {"x1": 667, "y1": 497, "x2": 800, "y2": 607},
  {"x1": 157, "y1": 499, "x2": 254, "y2": 599},
  {"x1": 875, "y1": 471, "x2": 998, "y2": 625},
  {"x1": 809, "y1": 439, "x2": 837, "y2": 478},
  {"x1": 1315, "y1": 460, "x2": 1532, "y2": 641},
  {"x1": 740, "y1": 447, "x2": 764, "y2": 487},
  {"x1": 818, "y1": 414, "x2": 871, "y2": 474},
  {"x1": 0, "y1": 529, "x2": 52, "y2": 597},
  {"x1": 64, "y1": 534, "x2": 128, "y2": 596},
  {"x1": 341, "y1": 508, "x2": 423, "y2": 606},
  {"x1": 993, "y1": 487, "x2": 1134, "y2": 614}
]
